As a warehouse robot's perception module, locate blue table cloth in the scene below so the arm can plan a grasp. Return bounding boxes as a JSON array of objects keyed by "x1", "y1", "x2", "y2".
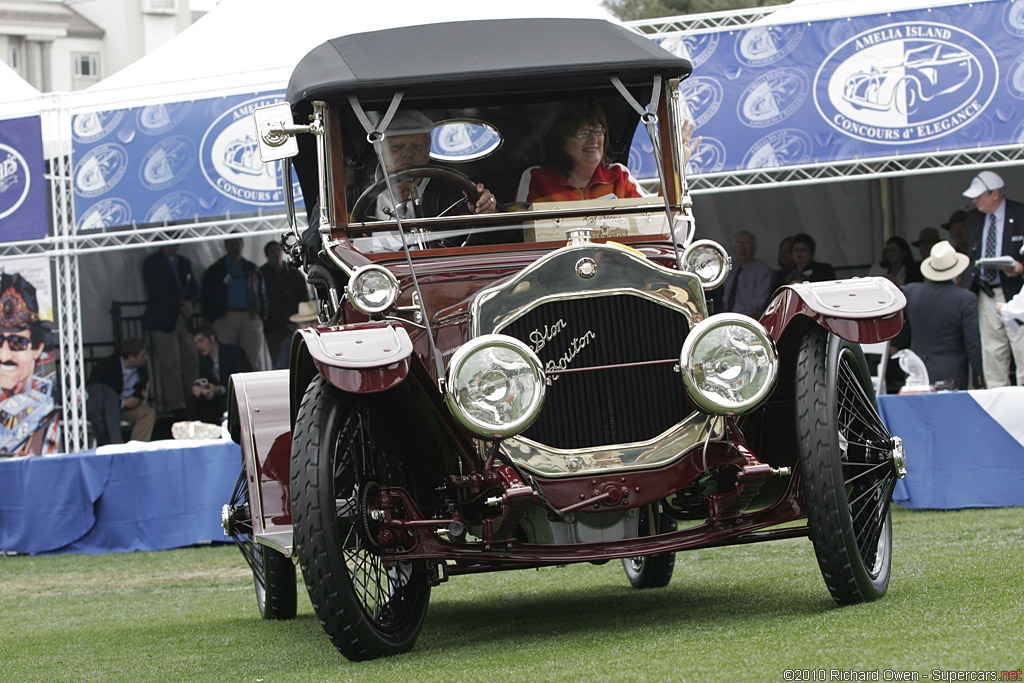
[
  {"x1": 877, "y1": 388, "x2": 1024, "y2": 509},
  {"x1": 0, "y1": 439, "x2": 241, "y2": 555}
]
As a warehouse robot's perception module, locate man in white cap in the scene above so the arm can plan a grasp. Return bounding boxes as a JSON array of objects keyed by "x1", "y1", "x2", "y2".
[
  {"x1": 373, "y1": 109, "x2": 496, "y2": 220},
  {"x1": 902, "y1": 240, "x2": 983, "y2": 390},
  {"x1": 958, "y1": 170, "x2": 1024, "y2": 386}
]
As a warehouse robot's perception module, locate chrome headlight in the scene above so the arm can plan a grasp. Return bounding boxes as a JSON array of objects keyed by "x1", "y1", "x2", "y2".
[
  {"x1": 346, "y1": 264, "x2": 399, "y2": 314},
  {"x1": 680, "y1": 313, "x2": 778, "y2": 415},
  {"x1": 444, "y1": 334, "x2": 546, "y2": 439},
  {"x1": 680, "y1": 239, "x2": 730, "y2": 289}
]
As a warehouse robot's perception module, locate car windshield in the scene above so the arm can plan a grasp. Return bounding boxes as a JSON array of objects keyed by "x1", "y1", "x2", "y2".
[{"x1": 338, "y1": 95, "x2": 670, "y2": 254}]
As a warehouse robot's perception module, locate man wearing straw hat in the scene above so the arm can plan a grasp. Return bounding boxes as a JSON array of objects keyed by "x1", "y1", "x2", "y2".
[{"x1": 902, "y1": 240, "x2": 983, "y2": 390}]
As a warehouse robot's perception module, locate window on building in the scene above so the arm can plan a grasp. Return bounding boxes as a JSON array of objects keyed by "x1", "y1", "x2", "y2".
[
  {"x1": 8, "y1": 46, "x2": 19, "y2": 71},
  {"x1": 144, "y1": 0, "x2": 178, "y2": 11},
  {"x1": 73, "y1": 53, "x2": 99, "y2": 78}
]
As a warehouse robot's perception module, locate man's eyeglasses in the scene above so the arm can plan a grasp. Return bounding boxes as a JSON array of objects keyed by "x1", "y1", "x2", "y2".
[
  {"x1": 0, "y1": 334, "x2": 32, "y2": 352},
  {"x1": 570, "y1": 128, "x2": 606, "y2": 139}
]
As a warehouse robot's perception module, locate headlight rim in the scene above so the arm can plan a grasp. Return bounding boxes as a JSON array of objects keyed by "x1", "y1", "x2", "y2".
[
  {"x1": 444, "y1": 333, "x2": 547, "y2": 440},
  {"x1": 680, "y1": 238, "x2": 731, "y2": 290},
  {"x1": 346, "y1": 264, "x2": 400, "y2": 315},
  {"x1": 680, "y1": 312, "x2": 779, "y2": 416}
]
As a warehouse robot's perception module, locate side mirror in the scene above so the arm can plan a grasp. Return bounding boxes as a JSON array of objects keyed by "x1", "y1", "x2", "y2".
[{"x1": 252, "y1": 102, "x2": 300, "y2": 162}]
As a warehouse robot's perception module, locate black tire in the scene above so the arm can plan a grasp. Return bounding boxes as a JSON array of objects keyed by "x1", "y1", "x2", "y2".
[
  {"x1": 795, "y1": 326, "x2": 900, "y2": 604},
  {"x1": 227, "y1": 469, "x2": 297, "y2": 620},
  {"x1": 622, "y1": 504, "x2": 677, "y2": 589},
  {"x1": 291, "y1": 376, "x2": 430, "y2": 661},
  {"x1": 252, "y1": 544, "x2": 298, "y2": 620}
]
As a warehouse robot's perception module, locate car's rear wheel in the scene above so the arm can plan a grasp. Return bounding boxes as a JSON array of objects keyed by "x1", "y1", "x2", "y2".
[
  {"x1": 291, "y1": 376, "x2": 430, "y2": 661},
  {"x1": 622, "y1": 504, "x2": 676, "y2": 589},
  {"x1": 795, "y1": 326, "x2": 901, "y2": 604},
  {"x1": 226, "y1": 469, "x2": 297, "y2": 620}
]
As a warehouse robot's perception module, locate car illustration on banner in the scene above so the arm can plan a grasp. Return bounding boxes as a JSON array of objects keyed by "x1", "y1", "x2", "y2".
[
  {"x1": 814, "y1": 22, "x2": 996, "y2": 145},
  {"x1": 430, "y1": 120, "x2": 501, "y2": 162},
  {"x1": 842, "y1": 43, "x2": 975, "y2": 115}
]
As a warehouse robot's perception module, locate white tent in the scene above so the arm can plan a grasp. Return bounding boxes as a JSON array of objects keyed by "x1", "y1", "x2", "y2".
[
  {"x1": 72, "y1": 0, "x2": 617, "y2": 110},
  {"x1": 0, "y1": 60, "x2": 43, "y2": 118}
]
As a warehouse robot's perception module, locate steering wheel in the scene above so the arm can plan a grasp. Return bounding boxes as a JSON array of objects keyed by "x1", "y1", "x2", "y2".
[{"x1": 349, "y1": 165, "x2": 482, "y2": 222}]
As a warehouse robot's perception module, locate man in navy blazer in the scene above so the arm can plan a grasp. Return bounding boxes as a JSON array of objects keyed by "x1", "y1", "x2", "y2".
[
  {"x1": 142, "y1": 245, "x2": 199, "y2": 415},
  {"x1": 959, "y1": 170, "x2": 1024, "y2": 387},
  {"x1": 903, "y1": 241, "x2": 983, "y2": 391},
  {"x1": 189, "y1": 324, "x2": 251, "y2": 424}
]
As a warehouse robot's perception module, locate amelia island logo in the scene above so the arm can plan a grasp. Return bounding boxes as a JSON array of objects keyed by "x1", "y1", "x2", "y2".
[
  {"x1": 140, "y1": 136, "x2": 195, "y2": 191},
  {"x1": 72, "y1": 110, "x2": 125, "y2": 144},
  {"x1": 658, "y1": 33, "x2": 719, "y2": 69},
  {"x1": 200, "y1": 96, "x2": 298, "y2": 207},
  {"x1": 738, "y1": 67, "x2": 809, "y2": 128},
  {"x1": 137, "y1": 102, "x2": 192, "y2": 136},
  {"x1": 77, "y1": 197, "x2": 131, "y2": 231},
  {"x1": 0, "y1": 143, "x2": 31, "y2": 221},
  {"x1": 735, "y1": 24, "x2": 806, "y2": 67},
  {"x1": 742, "y1": 129, "x2": 812, "y2": 169},
  {"x1": 74, "y1": 143, "x2": 129, "y2": 198},
  {"x1": 814, "y1": 22, "x2": 997, "y2": 145},
  {"x1": 681, "y1": 76, "x2": 724, "y2": 127}
]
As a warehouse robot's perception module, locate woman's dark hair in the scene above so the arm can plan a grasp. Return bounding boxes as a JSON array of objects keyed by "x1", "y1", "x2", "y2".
[
  {"x1": 792, "y1": 232, "x2": 816, "y2": 256},
  {"x1": 541, "y1": 99, "x2": 612, "y2": 177},
  {"x1": 878, "y1": 236, "x2": 915, "y2": 272}
]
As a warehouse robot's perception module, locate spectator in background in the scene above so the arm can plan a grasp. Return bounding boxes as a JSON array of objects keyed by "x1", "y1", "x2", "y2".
[
  {"x1": 959, "y1": 170, "x2": 1024, "y2": 387},
  {"x1": 189, "y1": 324, "x2": 251, "y2": 425},
  {"x1": 260, "y1": 241, "x2": 309, "y2": 370},
  {"x1": 275, "y1": 300, "x2": 320, "y2": 368},
  {"x1": 902, "y1": 241, "x2": 983, "y2": 390},
  {"x1": 911, "y1": 227, "x2": 940, "y2": 261},
  {"x1": 869, "y1": 236, "x2": 921, "y2": 287},
  {"x1": 142, "y1": 244, "x2": 198, "y2": 416},
  {"x1": 941, "y1": 209, "x2": 968, "y2": 253},
  {"x1": 201, "y1": 235, "x2": 267, "y2": 371},
  {"x1": 86, "y1": 338, "x2": 156, "y2": 445},
  {"x1": 781, "y1": 233, "x2": 835, "y2": 284},
  {"x1": 773, "y1": 235, "x2": 794, "y2": 288},
  {"x1": 719, "y1": 230, "x2": 774, "y2": 318}
]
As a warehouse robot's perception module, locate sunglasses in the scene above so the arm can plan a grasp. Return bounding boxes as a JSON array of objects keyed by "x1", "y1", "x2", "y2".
[{"x1": 0, "y1": 333, "x2": 33, "y2": 352}]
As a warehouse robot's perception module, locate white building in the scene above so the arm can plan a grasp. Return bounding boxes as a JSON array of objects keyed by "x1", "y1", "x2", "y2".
[{"x1": 0, "y1": 0, "x2": 208, "y2": 92}]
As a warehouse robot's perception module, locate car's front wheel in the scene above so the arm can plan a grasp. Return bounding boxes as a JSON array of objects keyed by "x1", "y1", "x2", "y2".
[
  {"x1": 291, "y1": 376, "x2": 430, "y2": 661},
  {"x1": 795, "y1": 326, "x2": 901, "y2": 604}
]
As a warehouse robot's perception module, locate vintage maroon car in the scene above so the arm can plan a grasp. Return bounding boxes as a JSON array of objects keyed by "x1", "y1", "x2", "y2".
[{"x1": 222, "y1": 18, "x2": 908, "y2": 661}]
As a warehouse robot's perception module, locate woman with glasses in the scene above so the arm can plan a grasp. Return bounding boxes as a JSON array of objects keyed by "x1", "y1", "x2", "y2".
[{"x1": 516, "y1": 99, "x2": 644, "y2": 204}]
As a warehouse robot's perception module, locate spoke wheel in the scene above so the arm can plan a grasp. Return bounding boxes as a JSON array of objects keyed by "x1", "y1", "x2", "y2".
[
  {"x1": 795, "y1": 326, "x2": 900, "y2": 604},
  {"x1": 291, "y1": 376, "x2": 430, "y2": 661},
  {"x1": 226, "y1": 469, "x2": 297, "y2": 620},
  {"x1": 622, "y1": 504, "x2": 676, "y2": 589}
]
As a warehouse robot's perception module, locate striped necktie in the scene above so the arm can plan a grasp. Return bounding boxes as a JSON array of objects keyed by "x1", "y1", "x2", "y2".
[{"x1": 983, "y1": 213, "x2": 997, "y2": 284}]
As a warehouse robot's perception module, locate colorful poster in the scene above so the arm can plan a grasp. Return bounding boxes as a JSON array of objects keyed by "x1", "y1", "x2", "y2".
[
  {"x1": 71, "y1": 92, "x2": 304, "y2": 231},
  {"x1": 630, "y1": 0, "x2": 1024, "y2": 178},
  {"x1": 0, "y1": 257, "x2": 62, "y2": 456},
  {"x1": 0, "y1": 116, "x2": 48, "y2": 242}
]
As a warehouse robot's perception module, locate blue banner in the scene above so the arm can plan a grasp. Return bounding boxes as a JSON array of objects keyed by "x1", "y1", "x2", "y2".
[
  {"x1": 71, "y1": 92, "x2": 303, "y2": 231},
  {"x1": 0, "y1": 116, "x2": 48, "y2": 242},
  {"x1": 630, "y1": 1, "x2": 1024, "y2": 178}
]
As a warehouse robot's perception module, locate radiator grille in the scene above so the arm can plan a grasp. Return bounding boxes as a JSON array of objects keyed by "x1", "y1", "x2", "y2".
[{"x1": 501, "y1": 294, "x2": 692, "y2": 450}]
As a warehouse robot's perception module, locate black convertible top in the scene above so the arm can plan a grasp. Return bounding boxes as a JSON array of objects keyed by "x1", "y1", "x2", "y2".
[{"x1": 286, "y1": 18, "x2": 691, "y2": 105}]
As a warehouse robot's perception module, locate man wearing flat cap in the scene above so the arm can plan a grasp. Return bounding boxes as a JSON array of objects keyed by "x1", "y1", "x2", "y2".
[
  {"x1": 0, "y1": 272, "x2": 61, "y2": 456},
  {"x1": 372, "y1": 109, "x2": 497, "y2": 221},
  {"x1": 902, "y1": 241, "x2": 983, "y2": 390},
  {"x1": 958, "y1": 170, "x2": 1024, "y2": 387}
]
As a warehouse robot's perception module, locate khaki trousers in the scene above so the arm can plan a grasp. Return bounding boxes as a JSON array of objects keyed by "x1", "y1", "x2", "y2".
[{"x1": 977, "y1": 288, "x2": 1024, "y2": 387}]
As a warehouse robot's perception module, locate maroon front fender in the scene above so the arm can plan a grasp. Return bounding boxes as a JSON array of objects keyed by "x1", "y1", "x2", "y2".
[
  {"x1": 297, "y1": 321, "x2": 414, "y2": 393},
  {"x1": 760, "y1": 277, "x2": 905, "y2": 344}
]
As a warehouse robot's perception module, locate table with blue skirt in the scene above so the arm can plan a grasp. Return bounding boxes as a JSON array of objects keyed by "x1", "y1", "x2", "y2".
[
  {"x1": 0, "y1": 439, "x2": 241, "y2": 555},
  {"x1": 877, "y1": 387, "x2": 1024, "y2": 509}
]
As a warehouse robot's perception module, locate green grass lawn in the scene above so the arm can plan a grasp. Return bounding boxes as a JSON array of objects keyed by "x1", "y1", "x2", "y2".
[{"x1": 1, "y1": 506, "x2": 1021, "y2": 682}]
